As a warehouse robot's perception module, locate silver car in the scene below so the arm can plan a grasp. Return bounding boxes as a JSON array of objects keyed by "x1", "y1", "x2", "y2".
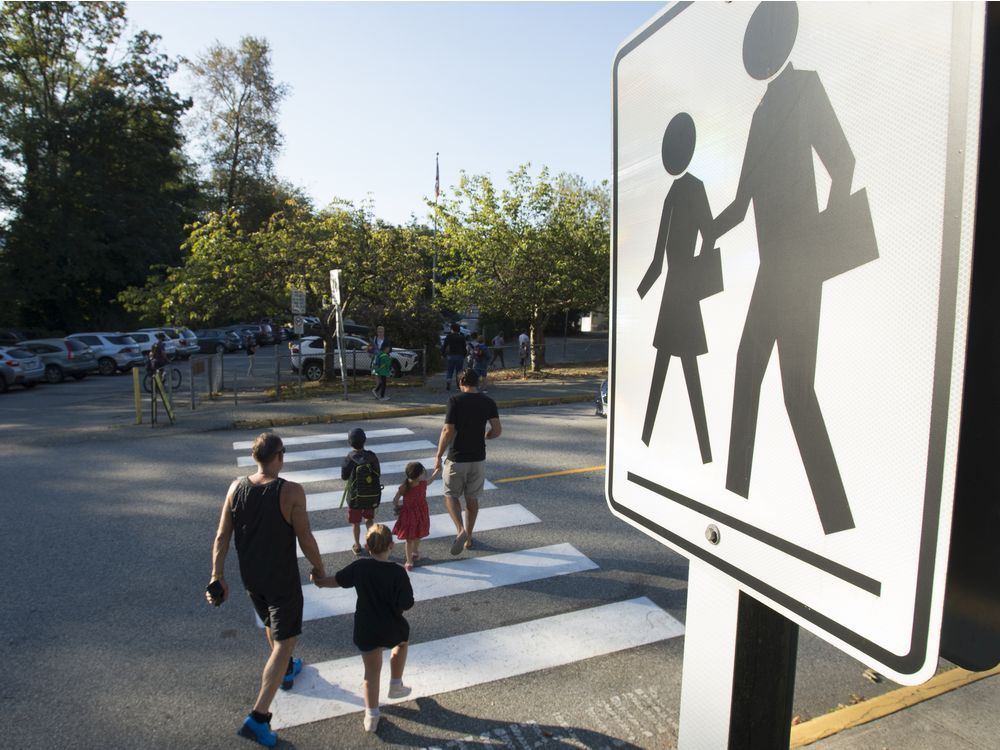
[
  {"x1": 0, "y1": 346, "x2": 45, "y2": 392},
  {"x1": 67, "y1": 332, "x2": 145, "y2": 375},
  {"x1": 20, "y1": 339, "x2": 99, "y2": 383}
]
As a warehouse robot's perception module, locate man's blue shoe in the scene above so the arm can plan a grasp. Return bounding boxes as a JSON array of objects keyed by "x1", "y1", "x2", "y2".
[
  {"x1": 281, "y1": 657, "x2": 303, "y2": 691},
  {"x1": 238, "y1": 715, "x2": 277, "y2": 747}
]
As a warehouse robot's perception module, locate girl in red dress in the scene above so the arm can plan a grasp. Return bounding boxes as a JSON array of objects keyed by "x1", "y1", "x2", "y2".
[{"x1": 392, "y1": 462, "x2": 430, "y2": 571}]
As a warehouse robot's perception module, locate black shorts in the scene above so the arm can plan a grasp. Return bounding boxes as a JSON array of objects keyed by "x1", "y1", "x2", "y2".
[{"x1": 248, "y1": 589, "x2": 304, "y2": 641}]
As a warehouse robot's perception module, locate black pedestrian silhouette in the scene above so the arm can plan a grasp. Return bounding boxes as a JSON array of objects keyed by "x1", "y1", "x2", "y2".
[
  {"x1": 638, "y1": 113, "x2": 722, "y2": 462},
  {"x1": 712, "y1": 2, "x2": 878, "y2": 535}
]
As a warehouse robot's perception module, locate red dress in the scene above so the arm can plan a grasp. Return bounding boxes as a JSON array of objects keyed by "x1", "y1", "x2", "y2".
[{"x1": 393, "y1": 480, "x2": 430, "y2": 540}]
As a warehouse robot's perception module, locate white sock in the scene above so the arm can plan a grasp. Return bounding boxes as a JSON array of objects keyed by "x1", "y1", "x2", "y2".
[
  {"x1": 390, "y1": 678, "x2": 403, "y2": 686},
  {"x1": 365, "y1": 708, "x2": 380, "y2": 718}
]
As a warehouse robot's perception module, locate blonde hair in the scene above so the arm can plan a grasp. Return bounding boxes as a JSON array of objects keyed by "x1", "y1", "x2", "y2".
[{"x1": 366, "y1": 523, "x2": 393, "y2": 555}]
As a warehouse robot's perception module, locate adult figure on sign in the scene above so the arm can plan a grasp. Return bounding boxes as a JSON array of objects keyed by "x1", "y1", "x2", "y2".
[
  {"x1": 711, "y1": 1, "x2": 878, "y2": 535},
  {"x1": 637, "y1": 111, "x2": 722, "y2": 464}
]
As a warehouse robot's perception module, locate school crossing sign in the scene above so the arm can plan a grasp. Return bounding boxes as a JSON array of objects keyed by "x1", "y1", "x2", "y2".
[{"x1": 606, "y1": 1, "x2": 987, "y2": 684}]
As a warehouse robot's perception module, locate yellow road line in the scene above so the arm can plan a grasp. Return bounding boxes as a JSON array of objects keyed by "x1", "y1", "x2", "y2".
[
  {"x1": 790, "y1": 665, "x2": 1000, "y2": 747},
  {"x1": 495, "y1": 465, "x2": 606, "y2": 484}
]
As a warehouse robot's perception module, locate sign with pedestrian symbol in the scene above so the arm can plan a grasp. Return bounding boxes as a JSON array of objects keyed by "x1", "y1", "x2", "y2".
[{"x1": 606, "y1": 1, "x2": 987, "y2": 684}]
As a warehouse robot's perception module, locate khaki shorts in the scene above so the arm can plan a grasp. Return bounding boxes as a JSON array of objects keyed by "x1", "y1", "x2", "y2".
[{"x1": 443, "y1": 459, "x2": 485, "y2": 499}]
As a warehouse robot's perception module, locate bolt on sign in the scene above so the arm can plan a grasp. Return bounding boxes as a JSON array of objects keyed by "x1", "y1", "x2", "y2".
[{"x1": 606, "y1": 1, "x2": 988, "y2": 684}]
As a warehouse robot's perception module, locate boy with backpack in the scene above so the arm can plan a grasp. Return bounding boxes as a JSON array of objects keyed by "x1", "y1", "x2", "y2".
[
  {"x1": 341, "y1": 428, "x2": 383, "y2": 556},
  {"x1": 467, "y1": 332, "x2": 489, "y2": 392}
]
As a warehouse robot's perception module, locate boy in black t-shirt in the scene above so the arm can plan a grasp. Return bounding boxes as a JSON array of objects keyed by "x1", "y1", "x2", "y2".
[
  {"x1": 342, "y1": 427, "x2": 382, "y2": 556},
  {"x1": 312, "y1": 524, "x2": 414, "y2": 733}
]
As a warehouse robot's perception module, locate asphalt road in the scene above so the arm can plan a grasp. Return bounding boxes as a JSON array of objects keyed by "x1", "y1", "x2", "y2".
[{"x1": 1, "y1": 401, "x2": 897, "y2": 749}]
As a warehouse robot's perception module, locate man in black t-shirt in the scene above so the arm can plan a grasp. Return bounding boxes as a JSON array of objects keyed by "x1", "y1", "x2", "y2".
[{"x1": 433, "y1": 369, "x2": 502, "y2": 555}]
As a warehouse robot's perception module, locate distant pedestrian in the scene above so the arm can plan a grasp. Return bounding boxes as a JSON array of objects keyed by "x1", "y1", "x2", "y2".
[
  {"x1": 311, "y1": 524, "x2": 414, "y2": 734},
  {"x1": 467, "y1": 332, "x2": 488, "y2": 391},
  {"x1": 490, "y1": 331, "x2": 506, "y2": 370},
  {"x1": 368, "y1": 325, "x2": 390, "y2": 355},
  {"x1": 392, "y1": 462, "x2": 432, "y2": 571},
  {"x1": 206, "y1": 432, "x2": 326, "y2": 748},
  {"x1": 433, "y1": 369, "x2": 501, "y2": 554},
  {"x1": 441, "y1": 323, "x2": 467, "y2": 391},
  {"x1": 371, "y1": 342, "x2": 392, "y2": 401},
  {"x1": 246, "y1": 335, "x2": 258, "y2": 376},
  {"x1": 342, "y1": 427, "x2": 382, "y2": 556},
  {"x1": 518, "y1": 332, "x2": 530, "y2": 370}
]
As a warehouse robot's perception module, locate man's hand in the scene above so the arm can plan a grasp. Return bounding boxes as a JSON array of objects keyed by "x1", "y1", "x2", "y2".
[{"x1": 205, "y1": 577, "x2": 228, "y2": 606}]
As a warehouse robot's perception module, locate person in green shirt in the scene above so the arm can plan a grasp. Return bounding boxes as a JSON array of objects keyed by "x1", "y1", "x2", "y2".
[{"x1": 371, "y1": 342, "x2": 392, "y2": 401}]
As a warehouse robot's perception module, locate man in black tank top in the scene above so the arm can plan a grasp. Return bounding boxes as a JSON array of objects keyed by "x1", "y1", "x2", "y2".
[{"x1": 207, "y1": 432, "x2": 326, "y2": 747}]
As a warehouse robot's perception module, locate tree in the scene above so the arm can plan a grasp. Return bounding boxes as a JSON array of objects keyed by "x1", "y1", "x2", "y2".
[
  {"x1": 185, "y1": 36, "x2": 288, "y2": 230},
  {"x1": 436, "y1": 165, "x2": 610, "y2": 368},
  {"x1": 0, "y1": 2, "x2": 199, "y2": 331}
]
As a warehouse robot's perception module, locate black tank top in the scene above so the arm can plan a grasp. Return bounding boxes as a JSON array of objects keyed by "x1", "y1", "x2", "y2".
[{"x1": 231, "y1": 477, "x2": 300, "y2": 596}]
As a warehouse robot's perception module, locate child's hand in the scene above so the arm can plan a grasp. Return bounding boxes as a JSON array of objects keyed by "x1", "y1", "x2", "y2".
[{"x1": 393, "y1": 504, "x2": 401, "y2": 517}]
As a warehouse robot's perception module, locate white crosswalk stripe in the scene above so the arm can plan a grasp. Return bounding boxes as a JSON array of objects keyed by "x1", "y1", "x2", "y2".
[
  {"x1": 232, "y1": 428, "x2": 413, "y2": 451},
  {"x1": 237, "y1": 439, "x2": 434, "y2": 467},
  {"x1": 266, "y1": 543, "x2": 597, "y2": 626},
  {"x1": 301, "y1": 503, "x2": 540, "y2": 557},
  {"x1": 281, "y1": 454, "x2": 437, "y2": 484},
  {"x1": 269, "y1": 597, "x2": 685, "y2": 729},
  {"x1": 305, "y1": 478, "x2": 498, "y2": 513}
]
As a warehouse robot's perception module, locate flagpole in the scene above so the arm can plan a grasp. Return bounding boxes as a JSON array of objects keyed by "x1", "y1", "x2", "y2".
[{"x1": 433, "y1": 152, "x2": 439, "y2": 301}]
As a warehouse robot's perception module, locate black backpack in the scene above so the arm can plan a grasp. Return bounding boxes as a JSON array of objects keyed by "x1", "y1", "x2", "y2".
[{"x1": 343, "y1": 454, "x2": 383, "y2": 510}]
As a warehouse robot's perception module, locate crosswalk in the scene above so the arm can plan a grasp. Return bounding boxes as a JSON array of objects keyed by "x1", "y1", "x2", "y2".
[{"x1": 229, "y1": 425, "x2": 684, "y2": 732}]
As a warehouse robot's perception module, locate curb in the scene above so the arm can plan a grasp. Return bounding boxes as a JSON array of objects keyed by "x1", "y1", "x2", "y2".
[{"x1": 230, "y1": 393, "x2": 594, "y2": 430}]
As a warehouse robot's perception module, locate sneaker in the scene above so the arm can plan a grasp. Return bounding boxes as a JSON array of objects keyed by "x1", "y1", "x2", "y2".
[
  {"x1": 238, "y1": 715, "x2": 277, "y2": 747},
  {"x1": 281, "y1": 657, "x2": 302, "y2": 691},
  {"x1": 352, "y1": 543, "x2": 362, "y2": 557},
  {"x1": 363, "y1": 713, "x2": 380, "y2": 733},
  {"x1": 404, "y1": 562, "x2": 413, "y2": 572},
  {"x1": 380, "y1": 395, "x2": 390, "y2": 401},
  {"x1": 388, "y1": 681, "x2": 412, "y2": 699},
  {"x1": 450, "y1": 530, "x2": 468, "y2": 556}
]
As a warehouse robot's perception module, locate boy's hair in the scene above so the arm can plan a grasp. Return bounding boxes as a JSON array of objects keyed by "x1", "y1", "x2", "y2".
[
  {"x1": 251, "y1": 432, "x2": 284, "y2": 464},
  {"x1": 459, "y1": 368, "x2": 479, "y2": 387},
  {"x1": 348, "y1": 427, "x2": 366, "y2": 449},
  {"x1": 404, "y1": 461, "x2": 425, "y2": 489},
  {"x1": 451, "y1": 322, "x2": 460, "y2": 332},
  {"x1": 366, "y1": 523, "x2": 393, "y2": 555},
  {"x1": 380, "y1": 342, "x2": 391, "y2": 351}
]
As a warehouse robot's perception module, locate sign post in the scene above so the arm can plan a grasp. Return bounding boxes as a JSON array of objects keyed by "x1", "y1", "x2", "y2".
[
  {"x1": 609, "y1": 1, "x2": 992, "y2": 745},
  {"x1": 329, "y1": 269, "x2": 348, "y2": 399}
]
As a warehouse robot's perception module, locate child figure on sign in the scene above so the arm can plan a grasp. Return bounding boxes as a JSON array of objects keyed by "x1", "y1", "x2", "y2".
[
  {"x1": 392, "y1": 462, "x2": 433, "y2": 571},
  {"x1": 312, "y1": 524, "x2": 414, "y2": 734}
]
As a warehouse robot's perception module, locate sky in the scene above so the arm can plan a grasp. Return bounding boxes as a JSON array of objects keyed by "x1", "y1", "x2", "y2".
[{"x1": 125, "y1": 1, "x2": 661, "y2": 225}]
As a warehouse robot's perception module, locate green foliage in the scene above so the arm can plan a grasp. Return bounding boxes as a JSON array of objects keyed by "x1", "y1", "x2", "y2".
[
  {"x1": 185, "y1": 36, "x2": 289, "y2": 231},
  {"x1": 435, "y1": 164, "x2": 609, "y2": 367},
  {"x1": 0, "y1": 1, "x2": 200, "y2": 330}
]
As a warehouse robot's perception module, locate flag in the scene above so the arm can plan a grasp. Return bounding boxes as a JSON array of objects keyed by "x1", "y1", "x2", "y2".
[{"x1": 434, "y1": 153, "x2": 440, "y2": 203}]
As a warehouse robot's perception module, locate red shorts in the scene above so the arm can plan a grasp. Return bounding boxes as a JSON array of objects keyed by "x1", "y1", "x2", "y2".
[{"x1": 347, "y1": 507, "x2": 375, "y2": 525}]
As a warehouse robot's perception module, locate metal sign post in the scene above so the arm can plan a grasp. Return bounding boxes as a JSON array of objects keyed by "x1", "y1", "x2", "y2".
[
  {"x1": 608, "y1": 1, "x2": 991, "y2": 746},
  {"x1": 330, "y1": 269, "x2": 348, "y2": 399}
]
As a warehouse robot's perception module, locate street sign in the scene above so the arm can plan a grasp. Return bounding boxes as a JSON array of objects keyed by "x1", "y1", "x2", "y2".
[
  {"x1": 329, "y1": 269, "x2": 341, "y2": 308},
  {"x1": 290, "y1": 289, "x2": 306, "y2": 315},
  {"x1": 607, "y1": 1, "x2": 987, "y2": 684},
  {"x1": 293, "y1": 315, "x2": 304, "y2": 336}
]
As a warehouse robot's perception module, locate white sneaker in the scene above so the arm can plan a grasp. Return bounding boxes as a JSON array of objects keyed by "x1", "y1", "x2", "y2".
[
  {"x1": 380, "y1": 395, "x2": 390, "y2": 401},
  {"x1": 388, "y1": 681, "x2": 412, "y2": 699},
  {"x1": 363, "y1": 713, "x2": 380, "y2": 732}
]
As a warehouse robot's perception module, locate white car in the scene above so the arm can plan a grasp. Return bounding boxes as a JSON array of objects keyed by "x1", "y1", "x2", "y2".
[
  {"x1": 128, "y1": 330, "x2": 177, "y2": 359},
  {"x1": 289, "y1": 335, "x2": 419, "y2": 381},
  {"x1": 67, "y1": 332, "x2": 146, "y2": 374}
]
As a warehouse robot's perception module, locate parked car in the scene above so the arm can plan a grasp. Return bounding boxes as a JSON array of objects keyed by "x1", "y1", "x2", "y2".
[
  {"x1": 67, "y1": 332, "x2": 145, "y2": 374},
  {"x1": 20, "y1": 339, "x2": 99, "y2": 383},
  {"x1": 302, "y1": 317, "x2": 369, "y2": 338},
  {"x1": 194, "y1": 329, "x2": 238, "y2": 354},
  {"x1": 289, "y1": 335, "x2": 419, "y2": 381},
  {"x1": 141, "y1": 327, "x2": 198, "y2": 359},
  {"x1": 0, "y1": 329, "x2": 29, "y2": 347},
  {"x1": 0, "y1": 346, "x2": 45, "y2": 392},
  {"x1": 127, "y1": 330, "x2": 177, "y2": 359},
  {"x1": 237, "y1": 323, "x2": 274, "y2": 345}
]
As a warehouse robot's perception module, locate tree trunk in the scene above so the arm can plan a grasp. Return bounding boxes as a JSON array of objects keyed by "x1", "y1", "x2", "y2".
[{"x1": 529, "y1": 309, "x2": 547, "y2": 371}]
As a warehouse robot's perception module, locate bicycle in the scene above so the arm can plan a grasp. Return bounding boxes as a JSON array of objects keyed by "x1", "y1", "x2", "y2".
[{"x1": 144, "y1": 366, "x2": 182, "y2": 394}]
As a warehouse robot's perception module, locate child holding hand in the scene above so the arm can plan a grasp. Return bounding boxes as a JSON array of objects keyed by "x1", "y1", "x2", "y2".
[
  {"x1": 392, "y1": 462, "x2": 432, "y2": 571},
  {"x1": 311, "y1": 524, "x2": 414, "y2": 733}
]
